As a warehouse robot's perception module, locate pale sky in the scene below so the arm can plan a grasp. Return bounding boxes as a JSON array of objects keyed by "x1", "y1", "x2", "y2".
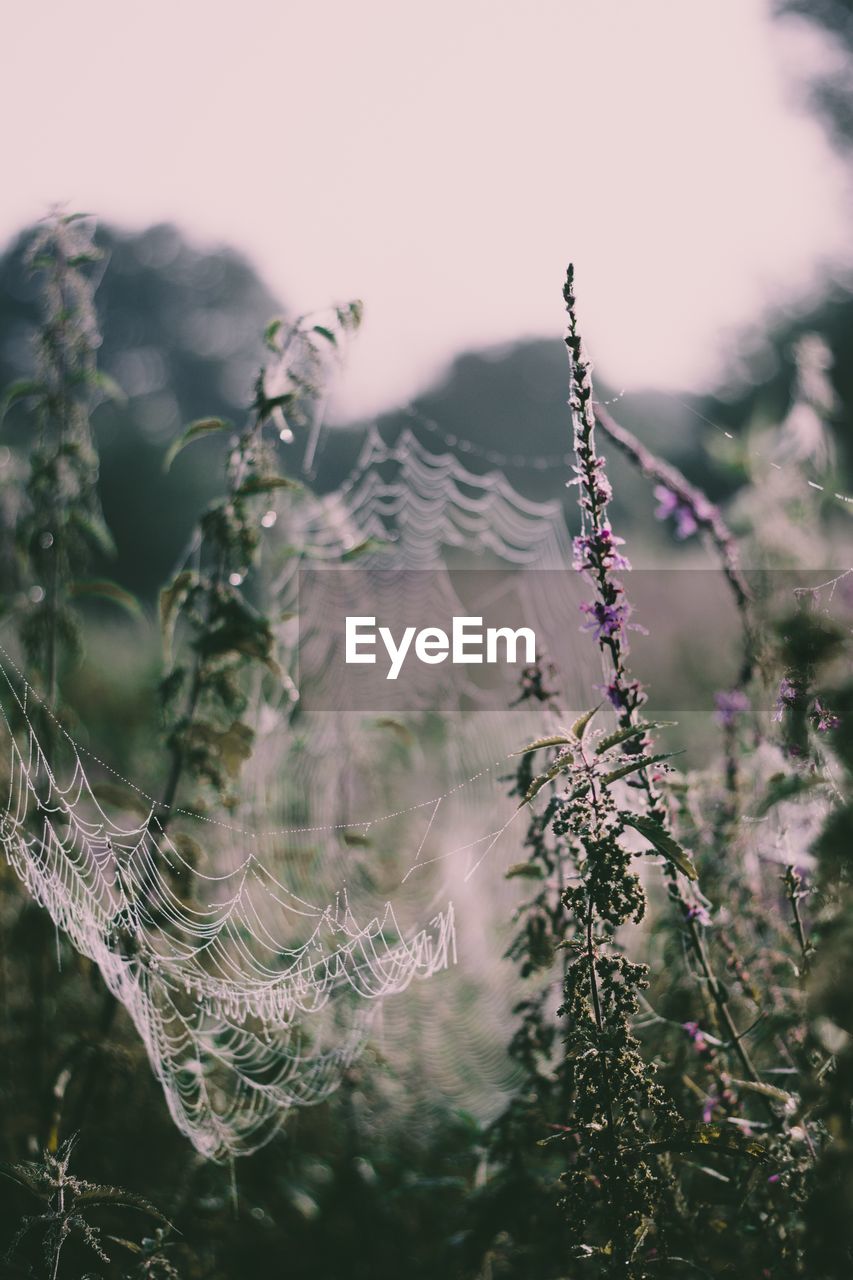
[{"x1": 2, "y1": 0, "x2": 849, "y2": 416}]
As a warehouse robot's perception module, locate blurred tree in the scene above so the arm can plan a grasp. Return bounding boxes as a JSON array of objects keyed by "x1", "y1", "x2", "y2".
[
  {"x1": 0, "y1": 222, "x2": 282, "y2": 599},
  {"x1": 776, "y1": 0, "x2": 853, "y2": 151}
]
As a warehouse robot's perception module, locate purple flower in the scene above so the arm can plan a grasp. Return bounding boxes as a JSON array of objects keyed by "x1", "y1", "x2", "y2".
[
  {"x1": 595, "y1": 676, "x2": 647, "y2": 714},
  {"x1": 702, "y1": 1094, "x2": 720, "y2": 1124},
  {"x1": 579, "y1": 599, "x2": 631, "y2": 641},
  {"x1": 570, "y1": 457, "x2": 613, "y2": 507},
  {"x1": 686, "y1": 903, "x2": 712, "y2": 927},
  {"x1": 713, "y1": 689, "x2": 750, "y2": 728},
  {"x1": 812, "y1": 698, "x2": 840, "y2": 733},
  {"x1": 683, "y1": 1021, "x2": 708, "y2": 1053},
  {"x1": 773, "y1": 677, "x2": 799, "y2": 722},
  {"x1": 654, "y1": 485, "x2": 699, "y2": 539},
  {"x1": 572, "y1": 525, "x2": 631, "y2": 575}
]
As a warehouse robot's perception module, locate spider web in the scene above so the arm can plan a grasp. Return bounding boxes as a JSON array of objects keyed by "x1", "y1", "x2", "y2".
[{"x1": 0, "y1": 416, "x2": 579, "y2": 1159}]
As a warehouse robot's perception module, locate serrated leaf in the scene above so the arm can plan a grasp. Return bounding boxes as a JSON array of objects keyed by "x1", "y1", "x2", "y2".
[
  {"x1": 729, "y1": 1078, "x2": 796, "y2": 1106},
  {"x1": 163, "y1": 418, "x2": 230, "y2": 472},
  {"x1": 68, "y1": 579, "x2": 143, "y2": 619},
  {"x1": 105, "y1": 1236, "x2": 144, "y2": 1255},
  {"x1": 519, "y1": 755, "x2": 572, "y2": 808},
  {"x1": 514, "y1": 734, "x2": 573, "y2": 755},
  {"x1": 622, "y1": 812, "x2": 697, "y2": 880},
  {"x1": 595, "y1": 721, "x2": 674, "y2": 755},
  {"x1": 600, "y1": 751, "x2": 679, "y2": 787},
  {"x1": 571, "y1": 704, "x2": 601, "y2": 740},
  {"x1": 74, "y1": 1186, "x2": 171, "y2": 1223}
]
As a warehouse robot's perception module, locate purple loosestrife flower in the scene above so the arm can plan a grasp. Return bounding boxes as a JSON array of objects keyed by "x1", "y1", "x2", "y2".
[
  {"x1": 713, "y1": 689, "x2": 750, "y2": 728},
  {"x1": 654, "y1": 484, "x2": 699, "y2": 539},
  {"x1": 579, "y1": 598, "x2": 631, "y2": 641},
  {"x1": 702, "y1": 1094, "x2": 720, "y2": 1124},
  {"x1": 682, "y1": 1021, "x2": 709, "y2": 1054},
  {"x1": 686, "y1": 903, "x2": 712, "y2": 927},
  {"x1": 596, "y1": 676, "x2": 647, "y2": 715},
  {"x1": 572, "y1": 525, "x2": 631, "y2": 575},
  {"x1": 773, "y1": 676, "x2": 799, "y2": 722},
  {"x1": 568, "y1": 456, "x2": 613, "y2": 508},
  {"x1": 812, "y1": 698, "x2": 840, "y2": 733}
]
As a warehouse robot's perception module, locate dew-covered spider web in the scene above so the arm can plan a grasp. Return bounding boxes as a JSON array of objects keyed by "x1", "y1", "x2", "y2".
[{"x1": 0, "y1": 411, "x2": 586, "y2": 1160}]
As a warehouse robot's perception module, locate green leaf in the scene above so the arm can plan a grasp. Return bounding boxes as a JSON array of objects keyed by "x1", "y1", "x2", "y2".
[
  {"x1": 163, "y1": 418, "x2": 230, "y2": 472},
  {"x1": 336, "y1": 300, "x2": 364, "y2": 331},
  {"x1": 341, "y1": 537, "x2": 386, "y2": 562},
  {"x1": 159, "y1": 570, "x2": 198, "y2": 662},
  {"x1": 66, "y1": 251, "x2": 102, "y2": 267},
  {"x1": 342, "y1": 830, "x2": 371, "y2": 847},
  {"x1": 0, "y1": 1161, "x2": 45, "y2": 1198},
  {"x1": 373, "y1": 717, "x2": 415, "y2": 746},
  {"x1": 514, "y1": 734, "x2": 573, "y2": 756},
  {"x1": 0, "y1": 378, "x2": 45, "y2": 420},
  {"x1": 68, "y1": 579, "x2": 143, "y2": 619},
  {"x1": 235, "y1": 473, "x2": 300, "y2": 497},
  {"x1": 520, "y1": 755, "x2": 572, "y2": 807},
  {"x1": 74, "y1": 1185, "x2": 172, "y2": 1223},
  {"x1": 505, "y1": 862, "x2": 544, "y2": 880},
  {"x1": 571, "y1": 704, "x2": 601, "y2": 741},
  {"x1": 264, "y1": 318, "x2": 284, "y2": 350},
  {"x1": 312, "y1": 324, "x2": 338, "y2": 345},
  {"x1": 642, "y1": 1123, "x2": 768, "y2": 1162},
  {"x1": 599, "y1": 751, "x2": 679, "y2": 787},
  {"x1": 729, "y1": 1078, "x2": 796, "y2": 1106},
  {"x1": 595, "y1": 721, "x2": 674, "y2": 755},
  {"x1": 91, "y1": 370, "x2": 127, "y2": 405},
  {"x1": 754, "y1": 772, "x2": 825, "y2": 817},
  {"x1": 68, "y1": 509, "x2": 117, "y2": 558},
  {"x1": 622, "y1": 812, "x2": 698, "y2": 880}
]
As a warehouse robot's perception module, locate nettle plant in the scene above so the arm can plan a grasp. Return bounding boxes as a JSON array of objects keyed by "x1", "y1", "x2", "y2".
[
  {"x1": 155, "y1": 301, "x2": 362, "y2": 820},
  {"x1": 480, "y1": 269, "x2": 852, "y2": 1279},
  {"x1": 0, "y1": 216, "x2": 363, "y2": 1265},
  {"x1": 2, "y1": 214, "x2": 125, "y2": 719}
]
